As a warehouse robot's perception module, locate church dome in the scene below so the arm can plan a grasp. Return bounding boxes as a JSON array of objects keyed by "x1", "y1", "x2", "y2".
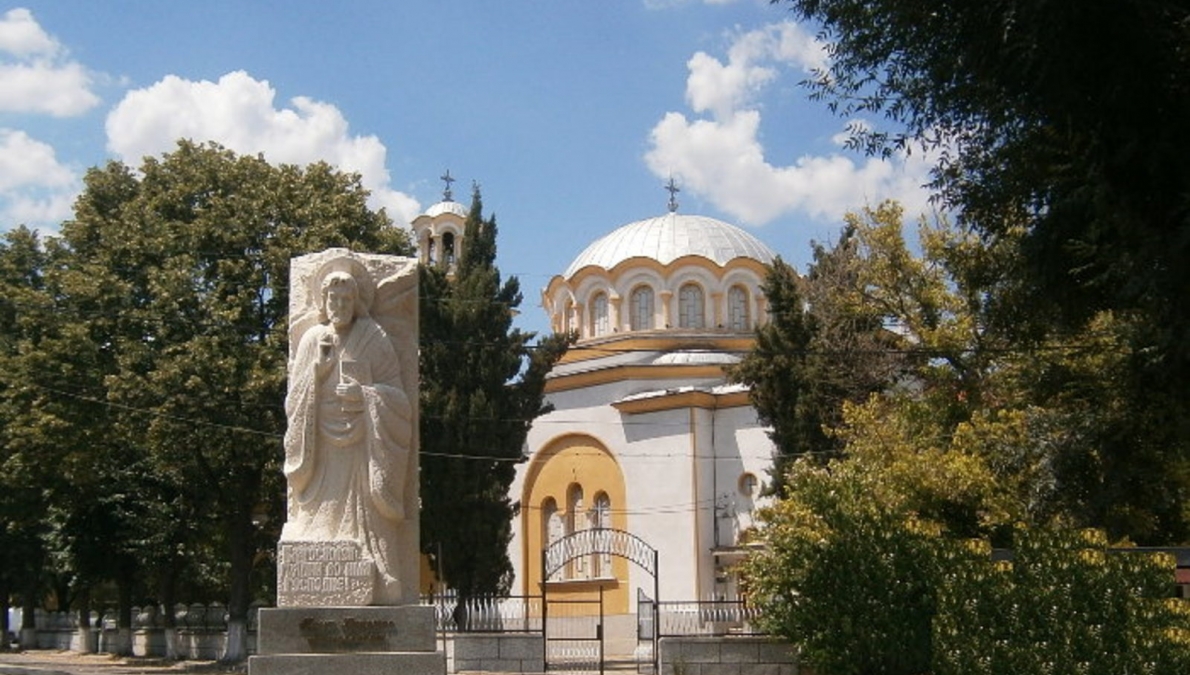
[
  {"x1": 563, "y1": 212, "x2": 776, "y2": 278},
  {"x1": 423, "y1": 200, "x2": 468, "y2": 219}
]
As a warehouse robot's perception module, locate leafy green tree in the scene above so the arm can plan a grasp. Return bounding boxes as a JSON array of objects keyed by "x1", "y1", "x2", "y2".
[
  {"x1": 775, "y1": 0, "x2": 1190, "y2": 538},
  {"x1": 419, "y1": 184, "x2": 569, "y2": 609},
  {"x1": 774, "y1": 202, "x2": 1190, "y2": 542},
  {"x1": 775, "y1": 0, "x2": 1190, "y2": 337},
  {"x1": 732, "y1": 220, "x2": 909, "y2": 489},
  {"x1": 0, "y1": 226, "x2": 58, "y2": 647},
  {"x1": 52, "y1": 140, "x2": 411, "y2": 660},
  {"x1": 730, "y1": 257, "x2": 821, "y2": 484}
]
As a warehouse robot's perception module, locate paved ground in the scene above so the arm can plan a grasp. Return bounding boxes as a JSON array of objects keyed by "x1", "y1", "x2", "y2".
[{"x1": 0, "y1": 651, "x2": 245, "y2": 675}]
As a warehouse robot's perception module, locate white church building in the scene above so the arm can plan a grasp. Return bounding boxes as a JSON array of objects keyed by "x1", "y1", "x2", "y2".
[{"x1": 413, "y1": 181, "x2": 780, "y2": 618}]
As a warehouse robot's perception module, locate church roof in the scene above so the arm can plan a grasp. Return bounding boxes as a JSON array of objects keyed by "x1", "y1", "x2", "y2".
[{"x1": 563, "y1": 212, "x2": 776, "y2": 278}]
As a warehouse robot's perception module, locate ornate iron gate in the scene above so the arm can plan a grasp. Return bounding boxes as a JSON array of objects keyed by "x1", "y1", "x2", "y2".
[{"x1": 542, "y1": 529, "x2": 659, "y2": 674}]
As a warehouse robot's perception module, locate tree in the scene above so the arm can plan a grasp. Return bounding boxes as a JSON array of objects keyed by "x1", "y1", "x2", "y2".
[
  {"x1": 731, "y1": 221, "x2": 909, "y2": 489},
  {"x1": 775, "y1": 0, "x2": 1190, "y2": 523},
  {"x1": 419, "y1": 184, "x2": 569, "y2": 610},
  {"x1": 797, "y1": 202, "x2": 1190, "y2": 542},
  {"x1": 742, "y1": 435, "x2": 1004, "y2": 675},
  {"x1": 51, "y1": 140, "x2": 411, "y2": 660},
  {"x1": 745, "y1": 444, "x2": 1190, "y2": 675},
  {"x1": 0, "y1": 227, "x2": 58, "y2": 649}
]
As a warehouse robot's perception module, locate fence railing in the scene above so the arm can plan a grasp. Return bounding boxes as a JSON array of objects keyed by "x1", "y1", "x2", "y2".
[
  {"x1": 23, "y1": 596, "x2": 760, "y2": 638},
  {"x1": 656, "y1": 599, "x2": 762, "y2": 637},
  {"x1": 421, "y1": 591, "x2": 543, "y2": 633}
]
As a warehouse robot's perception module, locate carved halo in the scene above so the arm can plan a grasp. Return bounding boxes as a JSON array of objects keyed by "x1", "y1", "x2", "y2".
[{"x1": 309, "y1": 253, "x2": 376, "y2": 317}]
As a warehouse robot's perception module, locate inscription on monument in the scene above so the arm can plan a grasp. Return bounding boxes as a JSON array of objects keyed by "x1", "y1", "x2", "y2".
[
  {"x1": 298, "y1": 617, "x2": 398, "y2": 652},
  {"x1": 278, "y1": 542, "x2": 374, "y2": 606}
]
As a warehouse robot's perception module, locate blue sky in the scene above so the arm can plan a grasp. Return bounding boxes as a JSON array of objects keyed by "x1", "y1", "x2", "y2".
[{"x1": 0, "y1": 2, "x2": 934, "y2": 338}]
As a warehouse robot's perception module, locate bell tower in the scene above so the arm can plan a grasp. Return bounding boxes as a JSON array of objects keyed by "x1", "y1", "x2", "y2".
[{"x1": 411, "y1": 170, "x2": 468, "y2": 270}]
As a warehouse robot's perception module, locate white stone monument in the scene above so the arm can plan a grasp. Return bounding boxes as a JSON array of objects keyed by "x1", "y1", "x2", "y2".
[{"x1": 250, "y1": 249, "x2": 442, "y2": 675}]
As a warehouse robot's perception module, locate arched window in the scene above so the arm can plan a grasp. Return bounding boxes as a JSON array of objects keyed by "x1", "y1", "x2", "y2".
[
  {"x1": 728, "y1": 285, "x2": 750, "y2": 331},
  {"x1": 678, "y1": 283, "x2": 705, "y2": 328},
  {"x1": 442, "y1": 232, "x2": 456, "y2": 267},
  {"x1": 567, "y1": 485, "x2": 586, "y2": 578},
  {"x1": 542, "y1": 497, "x2": 563, "y2": 575},
  {"x1": 590, "y1": 493, "x2": 612, "y2": 578},
  {"x1": 629, "y1": 286, "x2": 654, "y2": 331},
  {"x1": 590, "y1": 292, "x2": 609, "y2": 337},
  {"x1": 562, "y1": 299, "x2": 574, "y2": 334}
]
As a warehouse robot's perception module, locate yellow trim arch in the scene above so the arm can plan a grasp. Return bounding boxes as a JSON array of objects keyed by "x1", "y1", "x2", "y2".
[{"x1": 521, "y1": 434, "x2": 629, "y2": 612}]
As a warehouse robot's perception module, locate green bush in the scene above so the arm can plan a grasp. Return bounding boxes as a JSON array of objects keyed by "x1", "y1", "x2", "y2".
[{"x1": 935, "y1": 527, "x2": 1190, "y2": 675}]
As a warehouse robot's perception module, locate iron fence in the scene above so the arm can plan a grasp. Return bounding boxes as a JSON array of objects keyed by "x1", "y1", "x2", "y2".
[
  {"x1": 421, "y1": 590, "x2": 543, "y2": 633},
  {"x1": 655, "y1": 599, "x2": 762, "y2": 637}
]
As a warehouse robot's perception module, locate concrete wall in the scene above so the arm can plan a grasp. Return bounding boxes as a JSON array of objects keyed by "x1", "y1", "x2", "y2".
[
  {"x1": 451, "y1": 633, "x2": 544, "y2": 673},
  {"x1": 658, "y1": 636, "x2": 799, "y2": 675}
]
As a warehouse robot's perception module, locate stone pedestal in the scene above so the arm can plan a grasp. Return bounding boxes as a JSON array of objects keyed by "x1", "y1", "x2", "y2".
[{"x1": 248, "y1": 605, "x2": 445, "y2": 675}]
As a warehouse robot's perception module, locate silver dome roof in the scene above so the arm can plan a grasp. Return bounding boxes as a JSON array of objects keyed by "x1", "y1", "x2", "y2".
[
  {"x1": 423, "y1": 200, "x2": 468, "y2": 219},
  {"x1": 564, "y1": 212, "x2": 776, "y2": 278}
]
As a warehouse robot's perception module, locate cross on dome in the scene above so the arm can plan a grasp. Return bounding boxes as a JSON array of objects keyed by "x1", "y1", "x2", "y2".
[
  {"x1": 665, "y1": 177, "x2": 680, "y2": 213},
  {"x1": 441, "y1": 170, "x2": 456, "y2": 202}
]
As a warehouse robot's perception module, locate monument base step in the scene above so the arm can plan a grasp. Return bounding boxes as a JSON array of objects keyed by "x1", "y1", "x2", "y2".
[
  {"x1": 256, "y1": 605, "x2": 437, "y2": 654},
  {"x1": 248, "y1": 650, "x2": 446, "y2": 675}
]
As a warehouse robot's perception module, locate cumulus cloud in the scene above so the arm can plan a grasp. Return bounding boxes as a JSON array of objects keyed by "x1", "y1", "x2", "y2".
[
  {"x1": 0, "y1": 128, "x2": 80, "y2": 227},
  {"x1": 646, "y1": 21, "x2": 934, "y2": 226},
  {"x1": 105, "y1": 71, "x2": 420, "y2": 226},
  {"x1": 0, "y1": 8, "x2": 100, "y2": 116}
]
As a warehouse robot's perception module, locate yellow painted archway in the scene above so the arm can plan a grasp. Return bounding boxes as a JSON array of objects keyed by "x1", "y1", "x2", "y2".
[{"x1": 521, "y1": 434, "x2": 629, "y2": 613}]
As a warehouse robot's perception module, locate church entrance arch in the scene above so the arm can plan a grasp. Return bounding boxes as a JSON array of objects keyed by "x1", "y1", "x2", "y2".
[{"x1": 542, "y1": 529, "x2": 659, "y2": 674}]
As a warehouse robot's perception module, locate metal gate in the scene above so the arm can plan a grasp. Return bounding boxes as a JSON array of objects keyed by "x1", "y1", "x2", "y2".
[
  {"x1": 542, "y1": 529, "x2": 659, "y2": 674},
  {"x1": 543, "y1": 587, "x2": 604, "y2": 673},
  {"x1": 635, "y1": 588, "x2": 657, "y2": 674}
]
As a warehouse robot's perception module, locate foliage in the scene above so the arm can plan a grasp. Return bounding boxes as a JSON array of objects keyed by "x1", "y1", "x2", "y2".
[
  {"x1": 775, "y1": 0, "x2": 1190, "y2": 336},
  {"x1": 419, "y1": 184, "x2": 570, "y2": 601},
  {"x1": 775, "y1": 0, "x2": 1190, "y2": 531},
  {"x1": 744, "y1": 444, "x2": 992, "y2": 675},
  {"x1": 755, "y1": 201, "x2": 1190, "y2": 542},
  {"x1": 743, "y1": 197, "x2": 1190, "y2": 672},
  {"x1": 936, "y1": 528, "x2": 1190, "y2": 675},
  {"x1": 731, "y1": 220, "x2": 907, "y2": 490},
  {"x1": 0, "y1": 141, "x2": 411, "y2": 657},
  {"x1": 745, "y1": 444, "x2": 1190, "y2": 675}
]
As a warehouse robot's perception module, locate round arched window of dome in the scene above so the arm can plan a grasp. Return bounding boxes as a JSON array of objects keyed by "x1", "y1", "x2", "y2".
[
  {"x1": 728, "y1": 285, "x2": 750, "y2": 331},
  {"x1": 590, "y1": 292, "x2": 610, "y2": 337},
  {"x1": 678, "y1": 282, "x2": 705, "y2": 329},
  {"x1": 738, "y1": 472, "x2": 760, "y2": 498},
  {"x1": 629, "y1": 285, "x2": 655, "y2": 331}
]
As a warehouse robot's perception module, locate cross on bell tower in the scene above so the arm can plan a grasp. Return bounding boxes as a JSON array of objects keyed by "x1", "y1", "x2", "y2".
[{"x1": 441, "y1": 170, "x2": 456, "y2": 202}]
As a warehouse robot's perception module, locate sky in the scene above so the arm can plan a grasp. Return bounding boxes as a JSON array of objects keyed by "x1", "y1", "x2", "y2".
[{"x1": 0, "y1": 1, "x2": 935, "y2": 338}]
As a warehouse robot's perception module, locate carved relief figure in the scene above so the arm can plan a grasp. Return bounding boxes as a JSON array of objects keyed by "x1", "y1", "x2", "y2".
[{"x1": 281, "y1": 256, "x2": 414, "y2": 603}]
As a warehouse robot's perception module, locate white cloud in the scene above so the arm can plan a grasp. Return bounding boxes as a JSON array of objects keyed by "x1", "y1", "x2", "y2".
[
  {"x1": 0, "y1": 8, "x2": 57, "y2": 56},
  {"x1": 0, "y1": 8, "x2": 100, "y2": 116},
  {"x1": 0, "y1": 128, "x2": 80, "y2": 227},
  {"x1": 685, "y1": 51, "x2": 775, "y2": 119},
  {"x1": 647, "y1": 21, "x2": 935, "y2": 226},
  {"x1": 105, "y1": 71, "x2": 420, "y2": 226}
]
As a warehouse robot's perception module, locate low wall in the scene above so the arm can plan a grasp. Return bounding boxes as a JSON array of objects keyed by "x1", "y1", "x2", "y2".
[
  {"x1": 451, "y1": 633, "x2": 544, "y2": 673},
  {"x1": 28, "y1": 628, "x2": 256, "y2": 660},
  {"x1": 658, "y1": 636, "x2": 799, "y2": 675}
]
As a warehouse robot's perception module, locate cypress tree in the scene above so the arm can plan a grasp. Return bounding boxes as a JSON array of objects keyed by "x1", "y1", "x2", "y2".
[{"x1": 419, "y1": 183, "x2": 569, "y2": 613}]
